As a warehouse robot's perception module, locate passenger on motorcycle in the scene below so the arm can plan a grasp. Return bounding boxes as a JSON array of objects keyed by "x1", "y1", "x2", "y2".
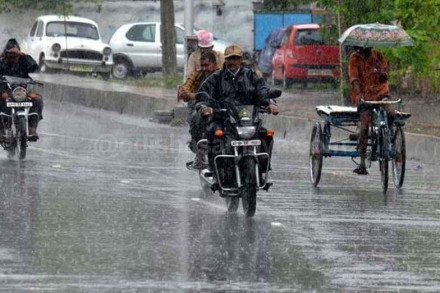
[
  {"x1": 178, "y1": 51, "x2": 220, "y2": 169},
  {"x1": 0, "y1": 38, "x2": 43, "y2": 141},
  {"x1": 196, "y1": 44, "x2": 280, "y2": 173}
]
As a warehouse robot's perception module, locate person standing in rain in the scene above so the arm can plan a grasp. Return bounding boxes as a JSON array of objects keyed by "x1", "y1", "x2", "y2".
[
  {"x1": 186, "y1": 30, "x2": 224, "y2": 78},
  {"x1": 178, "y1": 51, "x2": 220, "y2": 169},
  {"x1": 349, "y1": 46, "x2": 393, "y2": 175}
]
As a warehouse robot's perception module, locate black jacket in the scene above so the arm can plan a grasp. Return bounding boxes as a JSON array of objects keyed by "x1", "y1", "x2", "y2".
[
  {"x1": 196, "y1": 66, "x2": 274, "y2": 110},
  {"x1": 0, "y1": 54, "x2": 39, "y2": 78}
]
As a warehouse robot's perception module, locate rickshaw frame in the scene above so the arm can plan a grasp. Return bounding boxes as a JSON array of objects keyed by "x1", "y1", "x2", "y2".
[{"x1": 309, "y1": 100, "x2": 411, "y2": 193}]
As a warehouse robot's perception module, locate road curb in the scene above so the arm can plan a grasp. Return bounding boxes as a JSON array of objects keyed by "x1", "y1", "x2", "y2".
[{"x1": 35, "y1": 77, "x2": 440, "y2": 165}]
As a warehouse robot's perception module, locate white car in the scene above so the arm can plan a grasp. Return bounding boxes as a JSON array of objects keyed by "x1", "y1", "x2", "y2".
[
  {"x1": 109, "y1": 22, "x2": 229, "y2": 79},
  {"x1": 24, "y1": 15, "x2": 113, "y2": 76}
]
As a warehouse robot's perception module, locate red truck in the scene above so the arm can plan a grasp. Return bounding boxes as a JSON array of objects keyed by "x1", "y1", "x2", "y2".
[{"x1": 271, "y1": 24, "x2": 340, "y2": 88}]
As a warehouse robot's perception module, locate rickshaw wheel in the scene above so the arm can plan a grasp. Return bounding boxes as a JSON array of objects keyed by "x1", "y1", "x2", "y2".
[
  {"x1": 379, "y1": 128, "x2": 389, "y2": 193},
  {"x1": 392, "y1": 127, "x2": 406, "y2": 188},
  {"x1": 309, "y1": 123, "x2": 323, "y2": 187},
  {"x1": 367, "y1": 123, "x2": 377, "y2": 168}
]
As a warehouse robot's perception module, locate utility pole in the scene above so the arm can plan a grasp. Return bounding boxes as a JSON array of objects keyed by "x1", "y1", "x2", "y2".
[
  {"x1": 337, "y1": 0, "x2": 344, "y2": 105},
  {"x1": 160, "y1": 0, "x2": 177, "y2": 77}
]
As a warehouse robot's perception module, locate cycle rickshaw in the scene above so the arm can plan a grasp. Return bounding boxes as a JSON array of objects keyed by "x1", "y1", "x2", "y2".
[
  {"x1": 309, "y1": 99, "x2": 411, "y2": 193},
  {"x1": 310, "y1": 23, "x2": 415, "y2": 193}
]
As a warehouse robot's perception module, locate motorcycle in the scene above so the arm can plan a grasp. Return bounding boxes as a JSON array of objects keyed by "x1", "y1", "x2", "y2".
[
  {"x1": 0, "y1": 75, "x2": 41, "y2": 160},
  {"x1": 196, "y1": 90, "x2": 281, "y2": 217}
]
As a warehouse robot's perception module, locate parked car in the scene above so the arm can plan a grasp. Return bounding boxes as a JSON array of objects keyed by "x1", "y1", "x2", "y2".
[
  {"x1": 24, "y1": 15, "x2": 113, "y2": 77},
  {"x1": 257, "y1": 27, "x2": 286, "y2": 79},
  {"x1": 272, "y1": 24, "x2": 340, "y2": 88},
  {"x1": 109, "y1": 22, "x2": 229, "y2": 79}
]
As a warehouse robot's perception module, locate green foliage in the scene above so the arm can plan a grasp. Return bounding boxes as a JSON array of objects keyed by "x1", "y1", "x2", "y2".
[
  {"x1": 0, "y1": 0, "x2": 102, "y2": 14},
  {"x1": 316, "y1": 0, "x2": 440, "y2": 79},
  {"x1": 263, "y1": 0, "x2": 310, "y2": 11}
]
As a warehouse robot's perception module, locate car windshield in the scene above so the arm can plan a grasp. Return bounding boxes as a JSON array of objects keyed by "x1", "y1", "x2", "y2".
[
  {"x1": 294, "y1": 29, "x2": 323, "y2": 45},
  {"x1": 46, "y1": 21, "x2": 99, "y2": 40}
]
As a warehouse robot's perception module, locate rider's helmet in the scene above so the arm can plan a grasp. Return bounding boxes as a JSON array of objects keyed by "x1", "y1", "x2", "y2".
[{"x1": 3, "y1": 38, "x2": 20, "y2": 54}]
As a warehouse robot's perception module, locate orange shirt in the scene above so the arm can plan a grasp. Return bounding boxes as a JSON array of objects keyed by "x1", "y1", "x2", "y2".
[{"x1": 349, "y1": 50, "x2": 389, "y2": 104}]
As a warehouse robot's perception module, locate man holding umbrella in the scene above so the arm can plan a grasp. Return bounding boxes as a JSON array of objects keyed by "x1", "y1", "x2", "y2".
[
  {"x1": 339, "y1": 23, "x2": 414, "y2": 175},
  {"x1": 349, "y1": 46, "x2": 392, "y2": 175}
]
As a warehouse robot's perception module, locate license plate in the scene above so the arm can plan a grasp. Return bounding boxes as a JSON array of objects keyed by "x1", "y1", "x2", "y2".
[
  {"x1": 70, "y1": 65, "x2": 93, "y2": 72},
  {"x1": 7, "y1": 102, "x2": 33, "y2": 107},
  {"x1": 308, "y1": 69, "x2": 333, "y2": 76},
  {"x1": 231, "y1": 140, "x2": 261, "y2": 147}
]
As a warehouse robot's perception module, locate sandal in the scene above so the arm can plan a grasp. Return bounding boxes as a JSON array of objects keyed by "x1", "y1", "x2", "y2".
[{"x1": 353, "y1": 166, "x2": 368, "y2": 175}]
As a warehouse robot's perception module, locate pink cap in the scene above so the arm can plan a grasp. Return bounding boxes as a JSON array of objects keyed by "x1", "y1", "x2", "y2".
[{"x1": 197, "y1": 30, "x2": 213, "y2": 48}]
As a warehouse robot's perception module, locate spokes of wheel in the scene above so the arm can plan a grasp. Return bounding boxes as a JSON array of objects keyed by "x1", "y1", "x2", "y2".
[
  {"x1": 392, "y1": 127, "x2": 406, "y2": 188},
  {"x1": 309, "y1": 123, "x2": 323, "y2": 187},
  {"x1": 379, "y1": 128, "x2": 389, "y2": 193}
]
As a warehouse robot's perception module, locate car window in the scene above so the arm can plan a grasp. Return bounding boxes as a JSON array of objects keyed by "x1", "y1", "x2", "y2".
[
  {"x1": 126, "y1": 24, "x2": 156, "y2": 42},
  {"x1": 36, "y1": 21, "x2": 44, "y2": 37},
  {"x1": 280, "y1": 29, "x2": 290, "y2": 46},
  {"x1": 46, "y1": 21, "x2": 100, "y2": 40},
  {"x1": 294, "y1": 29, "x2": 323, "y2": 45},
  {"x1": 175, "y1": 27, "x2": 184, "y2": 44},
  {"x1": 30, "y1": 21, "x2": 38, "y2": 37}
]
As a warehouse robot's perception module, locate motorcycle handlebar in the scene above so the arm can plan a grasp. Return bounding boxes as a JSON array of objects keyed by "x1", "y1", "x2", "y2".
[{"x1": 265, "y1": 89, "x2": 282, "y2": 99}]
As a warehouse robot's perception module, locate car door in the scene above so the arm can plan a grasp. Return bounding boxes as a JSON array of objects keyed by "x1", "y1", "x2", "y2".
[
  {"x1": 27, "y1": 20, "x2": 44, "y2": 62},
  {"x1": 174, "y1": 26, "x2": 185, "y2": 68},
  {"x1": 272, "y1": 29, "x2": 290, "y2": 80},
  {"x1": 157, "y1": 24, "x2": 185, "y2": 69},
  {"x1": 124, "y1": 24, "x2": 160, "y2": 68}
]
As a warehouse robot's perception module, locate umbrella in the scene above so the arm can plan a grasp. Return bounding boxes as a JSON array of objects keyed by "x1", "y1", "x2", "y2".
[{"x1": 338, "y1": 23, "x2": 414, "y2": 48}]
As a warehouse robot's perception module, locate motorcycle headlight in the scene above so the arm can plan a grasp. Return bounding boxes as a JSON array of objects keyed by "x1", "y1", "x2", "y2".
[
  {"x1": 103, "y1": 47, "x2": 112, "y2": 56},
  {"x1": 237, "y1": 126, "x2": 256, "y2": 139},
  {"x1": 12, "y1": 87, "x2": 27, "y2": 102}
]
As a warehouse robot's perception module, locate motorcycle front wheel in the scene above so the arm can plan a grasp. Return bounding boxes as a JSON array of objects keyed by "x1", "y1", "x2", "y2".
[
  {"x1": 241, "y1": 157, "x2": 257, "y2": 217},
  {"x1": 226, "y1": 196, "x2": 240, "y2": 213},
  {"x1": 17, "y1": 117, "x2": 27, "y2": 160}
]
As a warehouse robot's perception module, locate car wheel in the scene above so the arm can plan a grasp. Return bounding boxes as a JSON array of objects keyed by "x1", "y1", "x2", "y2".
[
  {"x1": 282, "y1": 68, "x2": 289, "y2": 88},
  {"x1": 39, "y1": 55, "x2": 51, "y2": 73},
  {"x1": 112, "y1": 60, "x2": 130, "y2": 79},
  {"x1": 272, "y1": 69, "x2": 280, "y2": 86}
]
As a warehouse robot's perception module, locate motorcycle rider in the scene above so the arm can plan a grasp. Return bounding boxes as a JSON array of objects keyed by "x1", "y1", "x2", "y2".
[
  {"x1": 178, "y1": 50, "x2": 220, "y2": 169},
  {"x1": 0, "y1": 38, "x2": 42, "y2": 141},
  {"x1": 196, "y1": 44, "x2": 280, "y2": 176}
]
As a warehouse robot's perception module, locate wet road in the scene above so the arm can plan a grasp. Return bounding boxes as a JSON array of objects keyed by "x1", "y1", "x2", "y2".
[{"x1": 1, "y1": 101, "x2": 440, "y2": 292}]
